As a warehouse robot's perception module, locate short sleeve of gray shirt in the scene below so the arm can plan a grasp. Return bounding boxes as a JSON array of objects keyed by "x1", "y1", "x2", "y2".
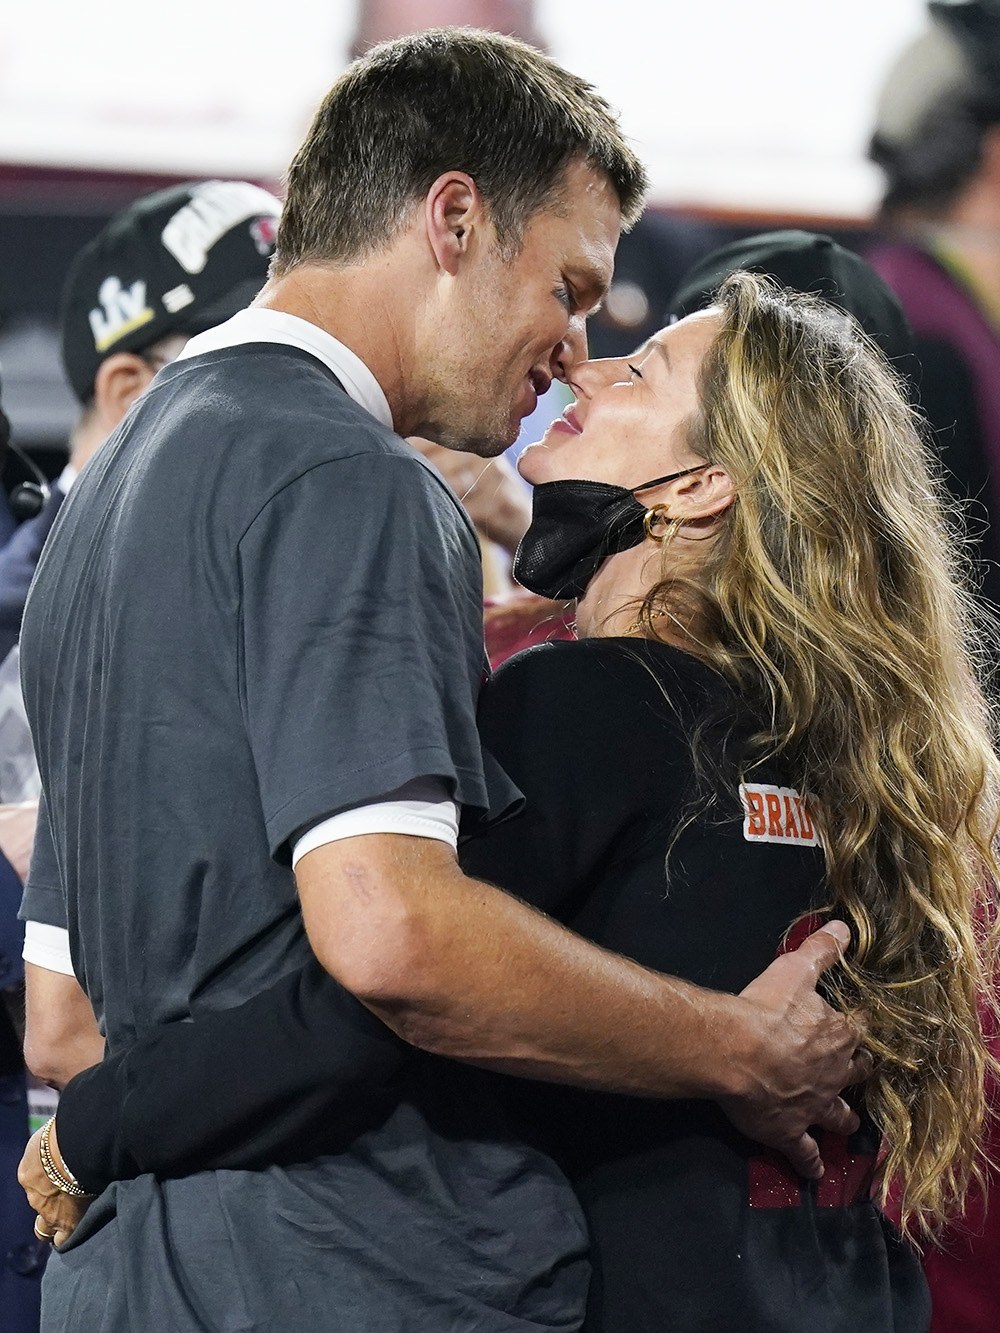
[
  {"x1": 21, "y1": 785, "x2": 63, "y2": 928},
  {"x1": 238, "y1": 449, "x2": 498, "y2": 859}
]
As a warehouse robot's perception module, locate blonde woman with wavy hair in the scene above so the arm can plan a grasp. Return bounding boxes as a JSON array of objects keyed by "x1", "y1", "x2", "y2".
[{"x1": 481, "y1": 266, "x2": 998, "y2": 1330}]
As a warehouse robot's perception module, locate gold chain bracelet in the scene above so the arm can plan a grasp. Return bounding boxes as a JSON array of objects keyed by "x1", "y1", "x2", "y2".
[{"x1": 38, "y1": 1116, "x2": 90, "y2": 1198}]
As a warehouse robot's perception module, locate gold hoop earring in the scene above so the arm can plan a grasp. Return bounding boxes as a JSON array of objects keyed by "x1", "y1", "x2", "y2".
[{"x1": 643, "y1": 504, "x2": 671, "y2": 542}]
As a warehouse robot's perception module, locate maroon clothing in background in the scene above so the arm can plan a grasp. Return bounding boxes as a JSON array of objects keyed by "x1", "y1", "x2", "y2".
[
  {"x1": 922, "y1": 1157, "x2": 1000, "y2": 1333},
  {"x1": 483, "y1": 591, "x2": 575, "y2": 669},
  {"x1": 881, "y1": 974, "x2": 1000, "y2": 1332},
  {"x1": 883, "y1": 1065, "x2": 1000, "y2": 1333},
  {"x1": 867, "y1": 240, "x2": 1000, "y2": 606},
  {"x1": 867, "y1": 243, "x2": 1000, "y2": 496}
]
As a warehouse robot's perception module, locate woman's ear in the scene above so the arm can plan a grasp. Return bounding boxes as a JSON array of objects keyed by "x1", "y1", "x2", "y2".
[
  {"x1": 424, "y1": 171, "x2": 483, "y2": 275},
  {"x1": 669, "y1": 462, "x2": 735, "y2": 522}
]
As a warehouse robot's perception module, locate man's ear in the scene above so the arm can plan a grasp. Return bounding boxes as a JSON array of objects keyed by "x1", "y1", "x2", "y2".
[
  {"x1": 670, "y1": 463, "x2": 735, "y2": 522},
  {"x1": 92, "y1": 353, "x2": 156, "y2": 434},
  {"x1": 424, "y1": 172, "x2": 485, "y2": 276}
]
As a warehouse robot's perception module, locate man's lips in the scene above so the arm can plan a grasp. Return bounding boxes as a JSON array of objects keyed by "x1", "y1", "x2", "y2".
[{"x1": 528, "y1": 368, "x2": 552, "y2": 399}]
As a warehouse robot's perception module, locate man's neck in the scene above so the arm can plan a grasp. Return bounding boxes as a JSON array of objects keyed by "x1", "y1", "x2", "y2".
[{"x1": 253, "y1": 263, "x2": 418, "y2": 434}]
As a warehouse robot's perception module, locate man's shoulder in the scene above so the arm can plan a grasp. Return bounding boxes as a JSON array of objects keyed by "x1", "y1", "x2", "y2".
[
  {"x1": 114, "y1": 342, "x2": 438, "y2": 503},
  {"x1": 155, "y1": 343, "x2": 393, "y2": 440}
]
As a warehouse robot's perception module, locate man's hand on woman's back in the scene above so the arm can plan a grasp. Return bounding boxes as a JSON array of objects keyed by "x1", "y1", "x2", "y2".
[{"x1": 718, "y1": 921, "x2": 869, "y2": 1180}]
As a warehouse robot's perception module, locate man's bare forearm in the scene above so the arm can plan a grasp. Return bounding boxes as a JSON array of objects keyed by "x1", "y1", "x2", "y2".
[
  {"x1": 297, "y1": 836, "x2": 853, "y2": 1107},
  {"x1": 364, "y1": 874, "x2": 746, "y2": 1099}
]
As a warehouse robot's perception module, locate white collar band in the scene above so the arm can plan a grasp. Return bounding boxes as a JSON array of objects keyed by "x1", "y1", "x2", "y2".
[{"x1": 176, "y1": 307, "x2": 394, "y2": 431}]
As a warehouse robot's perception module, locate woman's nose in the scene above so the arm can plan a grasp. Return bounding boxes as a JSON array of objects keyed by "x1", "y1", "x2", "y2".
[{"x1": 569, "y1": 355, "x2": 632, "y2": 397}]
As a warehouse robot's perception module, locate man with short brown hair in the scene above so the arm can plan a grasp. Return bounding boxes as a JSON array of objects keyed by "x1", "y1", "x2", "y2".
[
  {"x1": 20, "y1": 29, "x2": 860, "y2": 1331},
  {"x1": 277, "y1": 27, "x2": 646, "y2": 270}
]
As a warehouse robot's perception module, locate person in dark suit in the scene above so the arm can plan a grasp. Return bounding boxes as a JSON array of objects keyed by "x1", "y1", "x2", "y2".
[
  {"x1": 0, "y1": 382, "x2": 47, "y2": 1331},
  {"x1": 0, "y1": 492, "x2": 64, "y2": 666}
]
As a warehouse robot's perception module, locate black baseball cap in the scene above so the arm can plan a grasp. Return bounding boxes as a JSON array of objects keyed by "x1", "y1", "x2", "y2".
[
  {"x1": 60, "y1": 179, "x2": 281, "y2": 402},
  {"x1": 668, "y1": 230, "x2": 915, "y2": 368}
]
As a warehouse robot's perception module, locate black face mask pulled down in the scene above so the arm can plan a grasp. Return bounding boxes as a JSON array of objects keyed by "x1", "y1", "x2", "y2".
[{"x1": 512, "y1": 466, "x2": 706, "y2": 601}]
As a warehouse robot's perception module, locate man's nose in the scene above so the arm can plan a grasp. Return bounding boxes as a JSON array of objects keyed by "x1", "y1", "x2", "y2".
[{"x1": 550, "y1": 317, "x2": 588, "y2": 384}]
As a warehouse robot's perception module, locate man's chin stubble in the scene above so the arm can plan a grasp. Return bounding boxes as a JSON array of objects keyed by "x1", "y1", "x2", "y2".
[{"x1": 418, "y1": 418, "x2": 517, "y2": 459}]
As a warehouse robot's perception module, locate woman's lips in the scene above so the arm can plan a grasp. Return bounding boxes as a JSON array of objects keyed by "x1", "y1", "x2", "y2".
[{"x1": 538, "y1": 405, "x2": 583, "y2": 443}]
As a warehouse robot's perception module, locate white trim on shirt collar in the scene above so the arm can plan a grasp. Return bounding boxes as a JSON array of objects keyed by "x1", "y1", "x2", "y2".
[
  {"x1": 57, "y1": 463, "x2": 78, "y2": 495},
  {"x1": 175, "y1": 307, "x2": 394, "y2": 431}
]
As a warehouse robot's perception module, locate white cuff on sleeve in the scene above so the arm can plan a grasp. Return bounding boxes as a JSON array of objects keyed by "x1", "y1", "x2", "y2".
[
  {"x1": 291, "y1": 776, "x2": 458, "y2": 869},
  {"x1": 22, "y1": 920, "x2": 76, "y2": 977}
]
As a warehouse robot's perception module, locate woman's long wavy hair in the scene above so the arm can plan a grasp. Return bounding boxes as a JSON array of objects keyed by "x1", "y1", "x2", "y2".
[{"x1": 633, "y1": 270, "x2": 1000, "y2": 1241}]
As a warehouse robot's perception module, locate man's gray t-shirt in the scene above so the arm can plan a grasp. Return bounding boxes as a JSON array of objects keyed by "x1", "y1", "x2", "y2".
[{"x1": 19, "y1": 343, "x2": 587, "y2": 1331}]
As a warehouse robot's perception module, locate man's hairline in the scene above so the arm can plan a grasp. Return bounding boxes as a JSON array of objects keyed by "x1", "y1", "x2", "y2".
[{"x1": 272, "y1": 152, "x2": 628, "y2": 277}]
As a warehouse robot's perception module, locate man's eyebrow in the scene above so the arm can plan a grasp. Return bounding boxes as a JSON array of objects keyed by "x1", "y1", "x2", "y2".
[{"x1": 567, "y1": 260, "x2": 613, "y2": 311}]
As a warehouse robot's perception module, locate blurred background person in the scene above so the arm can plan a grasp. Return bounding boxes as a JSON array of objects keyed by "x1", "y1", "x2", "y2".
[
  {"x1": 0, "y1": 180, "x2": 281, "y2": 662},
  {"x1": 407, "y1": 437, "x2": 533, "y2": 598},
  {"x1": 868, "y1": 0, "x2": 1000, "y2": 609},
  {"x1": 409, "y1": 437, "x2": 578, "y2": 665},
  {"x1": 0, "y1": 180, "x2": 279, "y2": 1333}
]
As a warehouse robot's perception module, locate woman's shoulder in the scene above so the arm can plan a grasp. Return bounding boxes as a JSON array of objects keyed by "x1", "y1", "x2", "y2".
[
  {"x1": 489, "y1": 636, "x2": 729, "y2": 708},
  {"x1": 478, "y1": 638, "x2": 738, "y2": 766}
]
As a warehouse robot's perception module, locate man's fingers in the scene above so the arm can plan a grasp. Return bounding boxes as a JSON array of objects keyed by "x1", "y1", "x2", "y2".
[
  {"x1": 811, "y1": 1096, "x2": 860, "y2": 1137},
  {"x1": 842, "y1": 1047, "x2": 873, "y2": 1087},
  {"x1": 788, "y1": 921, "x2": 851, "y2": 980},
  {"x1": 780, "y1": 1131, "x2": 824, "y2": 1181}
]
